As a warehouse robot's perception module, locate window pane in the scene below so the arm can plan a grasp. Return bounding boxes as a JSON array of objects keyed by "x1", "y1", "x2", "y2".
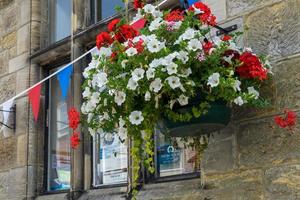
[
  {"x1": 93, "y1": 132, "x2": 127, "y2": 186},
  {"x1": 48, "y1": 68, "x2": 71, "y2": 191},
  {"x1": 156, "y1": 130, "x2": 200, "y2": 177},
  {"x1": 54, "y1": 0, "x2": 71, "y2": 42}
]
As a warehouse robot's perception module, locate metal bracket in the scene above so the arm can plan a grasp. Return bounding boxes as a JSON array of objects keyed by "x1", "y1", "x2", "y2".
[
  {"x1": 216, "y1": 24, "x2": 238, "y2": 36},
  {"x1": 0, "y1": 104, "x2": 16, "y2": 130}
]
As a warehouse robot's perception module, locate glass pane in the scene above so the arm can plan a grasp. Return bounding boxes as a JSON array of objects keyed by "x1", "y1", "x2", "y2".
[
  {"x1": 54, "y1": 0, "x2": 71, "y2": 42},
  {"x1": 156, "y1": 130, "x2": 200, "y2": 177},
  {"x1": 100, "y1": 0, "x2": 124, "y2": 20},
  {"x1": 93, "y1": 132, "x2": 127, "y2": 186},
  {"x1": 48, "y1": 68, "x2": 71, "y2": 191}
]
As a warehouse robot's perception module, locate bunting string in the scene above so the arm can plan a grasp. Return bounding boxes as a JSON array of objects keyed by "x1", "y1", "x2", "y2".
[{"x1": 0, "y1": 46, "x2": 97, "y2": 108}]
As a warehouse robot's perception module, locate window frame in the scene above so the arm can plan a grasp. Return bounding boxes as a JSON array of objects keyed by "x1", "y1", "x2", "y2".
[{"x1": 43, "y1": 57, "x2": 71, "y2": 194}]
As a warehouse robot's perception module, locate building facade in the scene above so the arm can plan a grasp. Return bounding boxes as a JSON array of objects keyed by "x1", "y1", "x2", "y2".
[{"x1": 0, "y1": 0, "x2": 299, "y2": 199}]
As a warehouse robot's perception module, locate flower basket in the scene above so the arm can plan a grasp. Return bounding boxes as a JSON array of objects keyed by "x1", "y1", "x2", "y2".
[{"x1": 161, "y1": 101, "x2": 231, "y2": 137}]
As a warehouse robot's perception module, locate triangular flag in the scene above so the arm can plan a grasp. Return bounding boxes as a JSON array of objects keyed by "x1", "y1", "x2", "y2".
[
  {"x1": 28, "y1": 84, "x2": 42, "y2": 121},
  {"x1": 0, "y1": 100, "x2": 14, "y2": 133},
  {"x1": 132, "y1": 18, "x2": 147, "y2": 31},
  {"x1": 57, "y1": 65, "x2": 73, "y2": 100}
]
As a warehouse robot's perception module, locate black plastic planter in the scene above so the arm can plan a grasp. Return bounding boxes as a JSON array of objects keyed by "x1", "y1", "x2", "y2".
[{"x1": 162, "y1": 101, "x2": 231, "y2": 137}]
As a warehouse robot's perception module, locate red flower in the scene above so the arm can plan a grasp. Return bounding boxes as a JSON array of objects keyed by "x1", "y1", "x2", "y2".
[
  {"x1": 110, "y1": 51, "x2": 118, "y2": 61},
  {"x1": 188, "y1": 2, "x2": 216, "y2": 26},
  {"x1": 236, "y1": 52, "x2": 268, "y2": 81},
  {"x1": 108, "y1": 18, "x2": 120, "y2": 32},
  {"x1": 203, "y1": 41, "x2": 214, "y2": 54},
  {"x1": 68, "y1": 108, "x2": 80, "y2": 130},
  {"x1": 114, "y1": 24, "x2": 139, "y2": 43},
  {"x1": 274, "y1": 110, "x2": 297, "y2": 129},
  {"x1": 96, "y1": 32, "x2": 113, "y2": 49},
  {"x1": 222, "y1": 35, "x2": 232, "y2": 41},
  {"x1": 134, "y1": 0, "x2": 144, "y2": 10},
  {"x1": 70, "y1": 132, "x2": 80, "y2": 149},
  {"x1": 165, "y1": 9, "x2": 184, "y2": 22}
]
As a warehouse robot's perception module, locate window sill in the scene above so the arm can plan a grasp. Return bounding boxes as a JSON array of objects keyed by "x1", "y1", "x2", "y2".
[{"x1": 152, "y1": 172, "x2": 200, "y2": 184}]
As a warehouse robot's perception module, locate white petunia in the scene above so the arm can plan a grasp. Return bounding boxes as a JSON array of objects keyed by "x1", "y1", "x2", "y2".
[
  {"x1": 178, "y1": 94, "x2": 189, "y2": 106},
  {"x1": 149, "y1": 18, "x2": 163, "y2": 32},
  {"x1": 145, "y1": 91, "x2": 151, "y2": 101},
  {"x1": 182, "y1": 28, "x2": 196, "y2": 40},
  {"x1": 166, "y1": 76, "x2": 181, "y2": 89},
  {"x1": 180, "y1": 68, "x2": 192, "y2": 78},
  {"x1": 150, "y1": 78, "x2": 163, "y2": 93},
  {"x1": 90, "y1": 92, "x2": 100, "y2": 106},
  {"x1": 187, "y1": 39, "x2": 202, "y2": 51},
  {"x1": 147, "y1": 39, "x2": 165, "y2": 53},
  {"x1": 125, "y1": 47, "x2": 138, "y2": 57},
  {"x1": 169, "y1": 99, "x2": 177, "y2": 110},
  {"x1": 82, "y1": 87, "x2": 91, "y2": 98},
  {"x1": 143, "y1": 4, "x2": 156, "y2": 14},
  {"x1": 99, "y1": 47, "x2": 112, "y2": 57},
  {"x1": 114, "y1": 91, "x2": 126, "y2": 106},
  {"x1": 129, "y1": 111, "x2": 144, "y2": 125},
  {"x1": 132, "y1": 68, "x2": 145, "y2": 81},
  {"x1": 178, "y1": 51, "x2": 189, "y2": 64},
  {"x1": 207, "y1": 73, "x2": 220, "y2": 88},
  {"x1": 192, "y1": 4, "x2": 205, "y2": 15},
  {"x1": 167, "y1": 62, "x2": 178, "y2": 75},
  {"x1": 146, "y1": 68, "x2": 155, "y2": 80},
  {"x1": 248, "y1": 86, "x2": 259, "y2": 99},
  {"x1": 127, "y1": 78, "x2": 138, "y2": 90},
  {"x1": 233, "y1": 80, "x2": 241, "y2": 92},
  {"x1": 152, "y1": 10, "x2": 163, "y2": 18},
  {"x1": 121, "y1": 60, "x2": 128, "y2": 68},
  {"x1": 234, "y1": 96, "x2": 244, "y2": 106},
  {"x1": 149, "y1": 58, "x2": 162, "y2": 68},
  {"x1": 91, "y1": 72, "x2": 108, "y2": 88},
  {"x1": 223, "y1": 54, "x2": 234, "y2": 65}
]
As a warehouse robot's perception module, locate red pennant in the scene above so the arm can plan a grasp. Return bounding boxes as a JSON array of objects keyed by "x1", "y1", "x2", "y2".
[
  {"x1": 28, "y1": 84, "x2": 42, "y2": 121},
  {"x1": 131, "y1": 18, "x2": 147, "y2": 31}
]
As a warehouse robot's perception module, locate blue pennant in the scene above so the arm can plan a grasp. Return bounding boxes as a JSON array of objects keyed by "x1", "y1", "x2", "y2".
[
  {"x1": 57, "y1": 64, "x2": 73, "y2": 100},
  {"x1": 180, "y1": 0, "x2": 199, "y2": 8}
]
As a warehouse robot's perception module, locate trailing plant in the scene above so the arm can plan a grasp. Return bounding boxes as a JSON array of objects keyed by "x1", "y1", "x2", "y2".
[{"x1": 81, "y1": 2, "x2": 272, "y2": 198}]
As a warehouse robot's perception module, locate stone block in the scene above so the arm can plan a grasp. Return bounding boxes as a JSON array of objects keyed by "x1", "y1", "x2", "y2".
[
  {"x1": 264, "y1": 164, "x2": 300, "y2": 199},
  {"x1": 237, "y1": 117, "x2": 300, "y2": 169},
  {"x1": 16, "y1": 67, "x2": 29, "y2": 93},
  {"x1": 0, "y1": 50, "x2": 9, "y2": 75},
  {"x1": 0, "y1": 137, "x2": 16, "y2": 170},
  {"x1": 7, "y1": 167, "x2": 27, "y2": 200},
  {"x1": 17, "y1": 24, "x2": 30, "y2": 55},
  {"x1": 0, "y1": 74, "x2": 16, "y2": 103},
  {"x1": 0, "y1": 0, "x2": 13, "y2": 9},
  {"x1": 274, "y1": 56, "x2": 300, "y2": 110},
  {"x1": 1, "y1": 31, "x2": 17, "y2": 50},
  {"x1": 203, "y1": 0, "x2": 227, "y2": 22},
  {"x1": 227, "y1": 0, "x2": 281, "y2": 16},
  {"x1": 17, "y1": 0, "x2": 30, "y2": 27},
  {"x1": 0, "y1": 6, "x2": 17, "y2": 36},
  {"x1": 244, "y1": 0, "x2": 300, "y2": 60},
  {"x1": 8, "y1": 52, "x2": 29, "y2": 73},
  {"x1": 16, "y1": 134, "x2": 27, "y2": 166}
]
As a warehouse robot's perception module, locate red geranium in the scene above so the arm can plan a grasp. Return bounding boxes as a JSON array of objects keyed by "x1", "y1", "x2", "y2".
[
  {"x1": 165, "y1": 9, "x2": 184, "y2": 22},
  {"x1": 134, "y1": 0, "x2": 144, "y2": 10},
  {"x1": 70, "y1": 132, "x2": 80, "y2": 149},
  {"x1": 236, "y1": 52, "x2": 268, "y2": 80},
  {"x1": 114, "y1": 24, "x2": 139, "y2": 43},
  {"x1": 188, "y1": 2, "x2": 216, "y2": 26},
  {"x1": 274, "y1": 110, "x2": 297, "y2": 129},
  {"x1": 203, "y1": 41, "x2": 214, "y2": 54},
  {"x1": 222, "y1": 35, "x2": 232, "y2": 41},
  {"x1": 108, "y1": 18, "x2": 120, "y2": 32},
  {"x1": 68, "y1": 108, "x2": 80, "y2": 130},
  {"x1": 96, "y1": 32, "x2": 113, "y2": 49}
]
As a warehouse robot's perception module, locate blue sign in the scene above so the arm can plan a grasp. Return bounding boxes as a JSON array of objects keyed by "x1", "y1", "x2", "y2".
[{"x1": 158, "y1": 145, "x2": 181, "y2": 165}]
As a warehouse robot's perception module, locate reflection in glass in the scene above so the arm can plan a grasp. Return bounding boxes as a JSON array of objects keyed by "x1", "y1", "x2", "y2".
[
  {"x1": 48, "y1": 68, "x2": 71, "y2": 191},
  {"x1": 93, "y1": 132, "x2": 127, "y2": 186},
  {"x1": 156, "y1": 129, "x2": 200, "y2": 177},
  {"x1": 54, "y1": 0, "x2": 71, "y2": 42}
]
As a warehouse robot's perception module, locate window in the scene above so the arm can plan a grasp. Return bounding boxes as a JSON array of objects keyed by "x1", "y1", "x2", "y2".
[
  {"x1": 155, "y1": 129, "x2": 200, "y2": 178},
  {"x1": 92, "y1": 131, "x2": 128, "y2": 186},
  {"x1": 90, "y1": 0, "x2": 124, "y2": 23},
  {"x1": 50, "y1": 0, "x2": 71, "y2": 43},
  {"x1": 47, "y1": 67, "x2": 72, "y2": 191}
]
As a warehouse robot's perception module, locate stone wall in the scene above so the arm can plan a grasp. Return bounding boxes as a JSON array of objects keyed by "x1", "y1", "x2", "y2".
[{"x1": 201, "y1": 0, "x2": 300, "y2": 199}]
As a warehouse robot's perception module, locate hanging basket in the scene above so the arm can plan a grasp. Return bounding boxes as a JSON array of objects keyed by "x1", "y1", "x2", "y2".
[{"x1": 161, "y1": 101, "x2": 231, "y2": 137}]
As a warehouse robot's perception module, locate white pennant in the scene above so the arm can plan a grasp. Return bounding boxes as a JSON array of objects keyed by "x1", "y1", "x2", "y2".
[{"x1": 1, "y1": 100, "x2": 14, "y2": 136}]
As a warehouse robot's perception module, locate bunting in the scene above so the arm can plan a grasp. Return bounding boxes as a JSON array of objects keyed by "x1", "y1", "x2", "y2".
[
  {"x1": 0, "y1": 100, "x2": 14, "y2": 134},
  {"x1": 131, "y1": 18, "x2": 147, "y2": 31},
  {"x1": 57, "y1": 64, "x2": 73, "y2": 100},
  {"x1": 28, "y1": 84, "x2": 42, "y2": 121}
]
